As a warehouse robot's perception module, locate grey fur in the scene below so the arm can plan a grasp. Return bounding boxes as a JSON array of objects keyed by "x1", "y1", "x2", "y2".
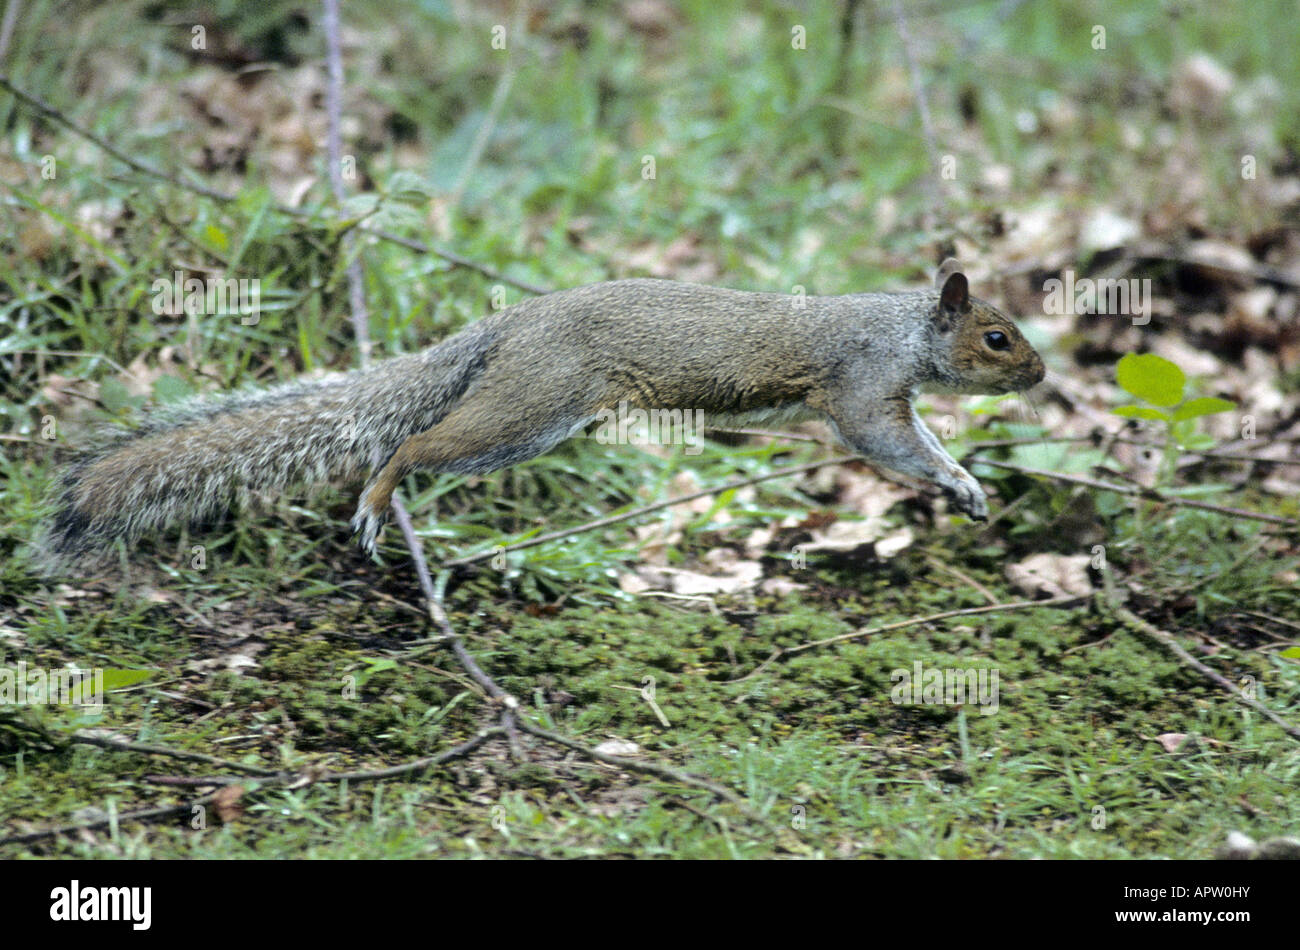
[{"x1": 36, "y1": 271, "x2": 1044, "y2": 572}]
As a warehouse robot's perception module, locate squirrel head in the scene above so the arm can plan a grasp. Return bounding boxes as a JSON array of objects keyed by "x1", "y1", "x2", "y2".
[{"x1": 927, "y1": 259, "x2": 1045, "y2": 394}]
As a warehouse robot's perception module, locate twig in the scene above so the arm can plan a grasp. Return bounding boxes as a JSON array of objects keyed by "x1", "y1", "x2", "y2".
[
  {"x1": 513, "y1": 718, "x2": 777, "y2": 831},
  {"x1": 143, "y1": 775, "x2": 243, "y2": 786},
  {"x1": 447, "y1": 8, "x2": 522, "y2": 215},
  {"x1": 1, "y1": 729, "x2": 503, "y2": 847},
  {"x1": 307, "y1": 726, "x2": 501, "y2": 783},
  {"x1": 890, "y1": 0, "x2": 941, "y2": 226},
  {"x1": 891, "y1": 0, "x2": 937, "y2": 167},
  {"x1": 70, "y1": 733, "x2": 281, "y2": 776},
  {"x1": 732, "y1": 594, "x2": 1086, "y2": 683},
  {"x1": 924, "y1": 555, "x2": 998, "y2": 604},
  {"x1": 323, "y1": 0, "x2": 372, "y2": 365},
  {"x1": 973, "y1": 458, "x2": 1298, "y2": 526},
  {"x1": 0, "y1": 793, "x2": 220, "y2": 848},
  {"x1": 1096, "y1": 575, "x2": 1300, "y2": 743},
  {"x1": 0, "y1": 75, "x2": 234, "y2": 202},
  {"x1": 322, "y1": 2, "x2": 521, "y2": 756},
  {"x1": 1238, "y1": 610, "x2": 1300, "y2": 634},
  {"x1": 444, "y1": 456, "x2": 857, "y2": 568},
  {"x1": 0, "y1": 0, "x2": 23, "y2": 65},
  {"x1": 970, "y1": 433, "x2": 1300, "y2": 468}
]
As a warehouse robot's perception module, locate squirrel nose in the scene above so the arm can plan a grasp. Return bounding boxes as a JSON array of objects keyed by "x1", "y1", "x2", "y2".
[{"x1": 1029, "y1": 356, "x2": 1046, "y2": 386}]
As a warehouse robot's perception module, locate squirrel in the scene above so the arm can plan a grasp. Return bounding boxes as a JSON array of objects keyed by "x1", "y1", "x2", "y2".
[{"x1": 35, "y1": 259, "x2": 1044, "y2": 572}]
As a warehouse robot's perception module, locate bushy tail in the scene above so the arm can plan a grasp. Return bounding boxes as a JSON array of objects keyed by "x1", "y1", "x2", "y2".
[{"x1": 35, "y1": 326, "x2": 496, "y2": 574}]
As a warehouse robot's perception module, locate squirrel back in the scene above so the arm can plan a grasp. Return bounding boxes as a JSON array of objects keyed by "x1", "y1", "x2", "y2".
[{"x1": 36, "y1": 263, "x2": 1044, "y2": 571}]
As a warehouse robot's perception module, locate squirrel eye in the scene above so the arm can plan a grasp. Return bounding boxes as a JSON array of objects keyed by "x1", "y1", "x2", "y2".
[{"x1": 984, "y1": 331, "x2": 1010, "y2": 351}]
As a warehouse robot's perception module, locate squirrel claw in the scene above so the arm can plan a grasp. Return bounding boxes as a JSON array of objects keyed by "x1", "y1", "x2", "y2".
[
  {"x1": 350, "y1": 503, "x2": 388, "y2": 556},
  {"x1": 942, "y1": 477, "x2": 988, "y2": 522}
]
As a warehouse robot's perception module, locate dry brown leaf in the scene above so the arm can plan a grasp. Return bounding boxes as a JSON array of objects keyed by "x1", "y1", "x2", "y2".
[
  {"x1": 1168, "y1": 53, "x2": 1234, "y2": 120},
  {"x1": 212, "y1": 784, "x2": 246, "y2": 823},
  {"x1": 594, "y1": 739, "x2": 640, "y2": 757},
  {"x1": 1155, "y1": 733, "x2": 1191, "y2": 754},
  {"x1": 760, "y1": 577, "x2": 809, "y2": 597},
  {"x1": 1079, "y1": 207, "x2": 1141, "y2": 254},
  {"x1": 1005, "y1": 553, "x2": 1093, "y2": 598}
]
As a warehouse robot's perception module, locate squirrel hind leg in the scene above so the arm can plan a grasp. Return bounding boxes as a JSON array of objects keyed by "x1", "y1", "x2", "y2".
[{"x1": 351, "y1": 404, "x2": 597, "y2": 556}]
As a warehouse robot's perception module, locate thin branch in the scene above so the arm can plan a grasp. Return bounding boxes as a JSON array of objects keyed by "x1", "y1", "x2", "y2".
[
  {"x1": 732, "y1": 594, "x2": 1087, "y2": 683},
  {"x1": 70, "y1": 733, "x2": 281, "y2": 776},
  {"x1": 513, "y1": 718, "x2": 777, "y2": 831},
  {"x1": 447, "y1": 9, "x2": 521, "y2": 215},
  {"x1": 1097, "y1": 575, "x2": 1300, "y2": 743},
  {"x1": 304, "y1": 726, "x2": 500, "y2": 783},
  {"x1": 322, "y1": 0, "x2": 372, "y2": 365},
  {"x1": 974, "y1": 458, "x2": 1298, "y2": 526},
  {"x1": 0, "y1": 729, "x2": 503, "y2": 847},
  {"x1": 890, "y1": 0, "x2": 942, "y2": 227},
  {"x1": 0, "y1": 0, "x2": 23, "y2": 65},
  {"x1": 731, "y1": 429, "x2": 1300, "y2": 469},
  {"x1": 788, "y1": 593, "x2": 1086, "y2": 655},
  {"x1": 0, "y1": 74, "x2": 234, "y2": 202},
  {"x1": 891, "y1": 0, "x2": 937, "y2": 168},
  {"x1": 443, "y1": 456, "x2": 857, "y2": 568},
  {"x1": 321, "y1": 3, "x2": 519, "y2": 756},
  {"x1": 925, "y1": 555, "x2": 999, "y2": 604},
  {"x1": 0, "y1": 793, "x2": 219, "y2": 848}
]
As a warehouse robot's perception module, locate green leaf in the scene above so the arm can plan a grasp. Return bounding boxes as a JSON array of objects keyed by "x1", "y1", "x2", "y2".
[
  {"x1": 967, "y1": 393, "x2": 1019, "y2": 416},
  {"x1": 230, "y1": 188, "x2": 274, "y2": 270},
  {"x1": 65, "y1": 669, "x2": 152, "y2": 706},
  {"x1": 100, "y1": 669, "x2": 154, "y2": 690},
  {"x1": 98, "y1": 378, "x2": 133, "y2": 414},
  {"x1": 1171, "y1": 397, "x2": 1236, "y2": 421},
  {"x1": 1170, "y1": 418, "x2": 1197, "y2": 444},
  {"x1": 1116, "y1": 353, "x2": 1185, "y2": 407},
  {"x1": 203, "y1": 223, "x2": 230, "y2": 252},
  {"x1": 385, "y1": 170, "x2": 436, "y2": 202},
  {"x1": 1112, "y1": 405, "x2": 1168, "y2": 421},
  {"x1": 356, "y1": 657, "x2": 399, "y2": 688},
  {"x1": 153, "y1": 374, "x2": 196, "y2": 406},
  {"x1": 1280, "y1": 646, "x2": 1300, "y2": 660}
]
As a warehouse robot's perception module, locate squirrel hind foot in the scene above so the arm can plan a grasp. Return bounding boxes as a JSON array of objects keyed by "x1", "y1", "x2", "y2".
[{"x1": 350, "y1": 500, "x2": 389, "y2": 557}]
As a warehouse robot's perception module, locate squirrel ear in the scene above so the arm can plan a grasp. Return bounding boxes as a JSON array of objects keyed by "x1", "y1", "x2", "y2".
[
  {"x1": 935, "y1": 258, "x2": 963, "y2": 289},
  {"x1": 938, "y1": 266, "x2": 969, "y2": 313}
]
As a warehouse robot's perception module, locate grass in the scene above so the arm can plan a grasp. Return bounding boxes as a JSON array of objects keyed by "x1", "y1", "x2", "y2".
[{"x1": 1, "y1": 0, "x2": 1298, "y2": 858}]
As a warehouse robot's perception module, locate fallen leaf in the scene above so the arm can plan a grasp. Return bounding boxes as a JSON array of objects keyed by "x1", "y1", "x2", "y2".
[
  {"x1": 594, "y1": 739, "x2": 640, "y2": 757},
  {"x1": 1156, "y1": 732, "x2": 1190, "y2": 753},
  {"x1": 213, "y1": 784, "x2": 246, "y2": 823},
  {"x1": 1005, "y1": 553, "x2": 1093, "y2": 598}
]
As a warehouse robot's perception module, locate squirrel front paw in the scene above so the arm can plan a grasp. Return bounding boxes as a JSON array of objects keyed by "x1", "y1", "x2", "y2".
[{"x1": 940, "y1": 468, "x2": 989, "y2": 521}]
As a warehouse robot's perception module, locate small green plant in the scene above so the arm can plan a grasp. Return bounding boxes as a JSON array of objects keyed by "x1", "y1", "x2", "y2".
[{"x1": 1112, "y1": 353, "x2": 1235, "y2": 485}]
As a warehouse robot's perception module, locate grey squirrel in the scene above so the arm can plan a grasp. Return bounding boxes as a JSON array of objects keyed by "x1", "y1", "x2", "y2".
[{"x1": 37, "y1": 259, "x2": 1044, "y2": 571}]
